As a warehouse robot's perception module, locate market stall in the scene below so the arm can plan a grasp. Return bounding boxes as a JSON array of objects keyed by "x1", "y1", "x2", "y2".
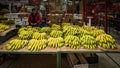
[
  {"x1": 0, "y1": 24, "x2": 120, "y2": 68},
  {"x1": 0, "y1": 0, "x2": 120, "y2": 68}
]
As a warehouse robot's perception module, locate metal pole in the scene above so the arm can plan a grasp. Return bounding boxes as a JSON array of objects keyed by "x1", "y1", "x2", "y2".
[
  {"x1": 104, "y1": 0, "x2": 108, "y2": 33},
  {"x1": 9, "y1": 3, "x2": 11, "y2": 13},
  {"x1": 82, "y1": 0, "x2": 85, "y2": 25},
  {"x1": 57, "y1": 52, "x2": 61, "y2": 68}
]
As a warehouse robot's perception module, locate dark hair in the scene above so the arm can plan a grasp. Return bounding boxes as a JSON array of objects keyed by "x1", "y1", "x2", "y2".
[{"x1": 32, "y1": 8, "x2": 36, "y2": 11}]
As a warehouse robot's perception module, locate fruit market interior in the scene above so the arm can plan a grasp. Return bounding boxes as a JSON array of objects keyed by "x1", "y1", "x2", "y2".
[{"x1": 0, "y1": 0, "x2": 120, "y2": 68}]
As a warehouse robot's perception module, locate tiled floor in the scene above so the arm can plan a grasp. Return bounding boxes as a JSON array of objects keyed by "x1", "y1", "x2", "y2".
[{"x1": 0, "y1": 54, "x2": 70, "y2": 68}]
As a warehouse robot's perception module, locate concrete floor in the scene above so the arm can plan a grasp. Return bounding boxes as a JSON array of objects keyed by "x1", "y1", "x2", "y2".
[
  {"x1": 97, "y1": 27, "x2": 120, "y2": 68},
  {"x1": 0, "y1": 54, "x2": 119, "y2": 68},
  {"x1": 0, "y1": 54, "x2": 70, "y2": 68}
]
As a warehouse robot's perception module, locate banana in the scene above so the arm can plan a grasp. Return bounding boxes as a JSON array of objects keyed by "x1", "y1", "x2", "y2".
[{"x1": 96, "y1": 34, "x2": 116, "y2": 49}]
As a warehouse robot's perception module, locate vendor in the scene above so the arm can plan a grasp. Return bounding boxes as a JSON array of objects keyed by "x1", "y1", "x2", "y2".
[{"x1": 28, "y1": 8, "x2": 42, "y2": 27}]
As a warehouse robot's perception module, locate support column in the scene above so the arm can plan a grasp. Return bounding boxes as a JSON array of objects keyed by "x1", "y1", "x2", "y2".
[
  {"x1": 104, "y1": 0, "x2": 108, "y2": 33},
  {"x1": 82, "y1": 0, "x2": 85, "y2": 25},
  {"x1": 57, "y1": 52, "x2": 61, "y2": 68}
]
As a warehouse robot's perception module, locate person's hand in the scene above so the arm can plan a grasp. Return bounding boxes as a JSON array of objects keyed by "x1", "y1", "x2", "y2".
[{"x1": 47, "y1": 21, "x2": 51, "y2": 24}]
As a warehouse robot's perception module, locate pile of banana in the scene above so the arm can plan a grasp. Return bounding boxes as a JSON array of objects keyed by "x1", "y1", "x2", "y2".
[
  {"x1": 40, "y1": 27, "x2": 51, "y2": 34},
  {"x1": 51, "y1": 24, "x2": 61, "y2": 30},
  {"x1": 48, "y1": 37, "x2": 64, "y2": 48},
  {"x1": 63, "y1": 26, "x2": 78, "y2": 36},
  {"x1": 18, "y1": 27, "x2": 27, "y2": 34},
  {"x1": 96, "y1": 34, "x2": 116, "y2": 49},
  {"x1": 18, "y1": 30, "x2": 33, "y2": 40},
  {"x1": 82, "y1": 26, "x2": 97, "y2": 31},
  {"x1": 80, "y1": 35, "x2": 97, "y2": 49},
  {"x1": 18, "y1": 26, "x2": 41, "y2": 40},
  {"x1": 33, "y1": 27, "x2": 41, "y2": 31},
  {"x1": 90, "y1": 29, "x2": 105, "y2": 37},
  {"x1": 76, "y1": 28, "x2": 90, "y2": 38},
  {"x1": 6, "y1": 24, "x2": 117, "y2": 50},
  {"x1": 65, "y1": 35, "x2": 80, "y2": 49},
  {"x1": 0, "y1": 24, "x2": 9, "y2": 33},
  {"x1": 28, "y1": 39, "x2": 47, "y2": 51},
  {"x1": 61, "y1": 23, "x2": 71, "y2": 27},
  {"x1": 6, "y1": 39, "x2": 28, "y2": 50},
  {"x1": 18, "y1": 26, "x2": 38, "y2": 33},
  {"x1": 50, "y1": 30, "x2": 63, "y2": 38},
  {"x1": 32, "y1": 32, "x2": 47, "y2": 40}
]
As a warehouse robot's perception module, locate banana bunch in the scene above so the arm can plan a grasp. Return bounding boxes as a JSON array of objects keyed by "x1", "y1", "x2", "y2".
[
  {"x1": 40, "y1": 27, "x2": 51, "y2": 34},
  {"x1": 82, "y1": 26, "x2": 97, "y2": 31},
  {"x1": 18, "y1": 30, "x2": 33, "y2": 40},
  {"x1": 30, "y1": 27, "x2": 41, "y2": 33},
  {"x1": 28, "y1": 39, "x2": 47, "y2": 51},
  {"x1": 96, "y1": 34, "x2": 116, "y2": 49},
  {"x1": 18, "y1": 27, "x2": 27, "y2": 34},
  {"x1": 32, "y1": 32, "x2": 47, "y2": 40},
  {"x1": 74, "y1": 27, "x2": 90, "y2": 38},
  {"x1": 90, "y1": 29, "x2": 105, "y2": 38},
  {"x1": 1, "y1": 20, "x2": 15, "y2": 25},
  {"x1": 73, "y1": 25, "x2": 81, "y2": 28},
  {"x1": 33, "y1": 27, "x2": 41, "y2": 31},
  {"x1": 0, "y1": 24, "x2": 9, "y2": 33},
  {"x1": 61, "y1": 23, "x2": 71, "y2": 27},
  {"x1": 6, "y1": 39, "x2": 28, "y2": 51},
  {"x1": 51, "y1": 24, "x2": 61, "y2": 30},
  {"x1": 63, "y1": 26, "x2": 78, "y2": 36},
  {"x1": 18, "y1": 26, "x2": 42, "y2": 40},
  {"x1": 18, "y1": 26, "x2": 41, "y2": 34},
  {"x1": 65, "y1": 35, "x2": 80, "y2": 49},
  {"x1": 50, "y1": 30, "x2": 63, "y2": 38},
  {"x1": 48, "y1": 37, "x2": 64, "y2": 48},
  {"x1": 80, "y1": 35, "x2": 97, "y2": 49}
]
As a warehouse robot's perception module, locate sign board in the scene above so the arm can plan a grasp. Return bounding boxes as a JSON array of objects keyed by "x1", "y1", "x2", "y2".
[
  {"x1": 29, "y1": 0, "x2": 42, "y2": 5},
  {"x1": 73, "y1": 14, "x2": 82, "y2": 19}
]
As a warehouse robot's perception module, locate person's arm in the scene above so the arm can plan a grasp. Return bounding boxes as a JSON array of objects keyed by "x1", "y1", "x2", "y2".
[
  {"x1": 36, "y1": 14, "x2": 42, "y2": 25},
  {"x1": 28, "y1": 15, "x2": 32, "y2": 25}
]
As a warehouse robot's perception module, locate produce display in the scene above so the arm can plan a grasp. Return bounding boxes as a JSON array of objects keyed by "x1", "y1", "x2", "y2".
[
  {"x1": 90, "y1": 29, "x2": 105, "y2": 37},
  {"x1": 28, "y1": 39, "x2": 47, "y2": 51},
  {"x1": 50, "y1": 30, "x2": 63, "y2": 38},
  {"x1": 18, "y1": 26, "x2": 41, "y2": 40},
  {"x1": 65, "y1": 35, "x2": 80, "y2": 49},
  {"x1": 51, "y1": 24, "x2": 61, "y2": 30},
  {"x1": 40, "y1": 27, "x2": 51, "y2": 34},
  {"x1": 0, "y1": 24, "x2": 10, "y2": 33},
  {"x1": 82, "y1": 26, "x2": 97, "y2": 31},
  {"x1": 80, "y1": 35, "x2": 97, "y2": 49},
  {"x1": 6, "y1": 39, "x2": 28, "y2": 51},
  {"x1": 61, "y1": 23, "x2": 71, "y2": 27},
  {"x1": 63, "y1": 26, "x2": 78, "y2": 36},
  {"x1": 96, "y1": 34, "x2": 116, "y2": 49},
  {"x1": 32, "y1": 32, "x2": 47, "y2": 40},
  {"x1": 76, "y1": 28, "x2": 90, "y2": 38},
  {"x1": 18, "y1": 30, "x2": 33, "y2": 40},
  {"x1": 3, "y1": 23, "x2": 117, "y2": 51},
  {"x1": 1, "y1": 20, "x2": 15, "y2": 25},
  {"x1": 48, "y1": 37, "x2": 64, "y2": 48}
]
